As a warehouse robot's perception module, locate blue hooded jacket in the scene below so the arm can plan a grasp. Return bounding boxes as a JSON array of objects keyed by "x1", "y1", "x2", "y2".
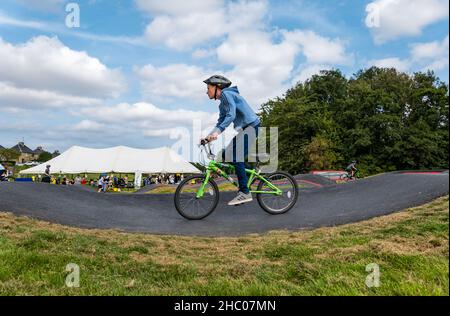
[{"x1": 212, "y1": 86, "x2": 260, "y2": 134}]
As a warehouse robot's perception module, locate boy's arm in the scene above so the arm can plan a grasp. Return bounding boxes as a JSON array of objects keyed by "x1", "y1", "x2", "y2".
[
  {"x1": 210, "y1": 111, "x2": 226, "y2": 136},
  {"x1": 209, "y1": 93, "x2": 237, "y2": 136}
]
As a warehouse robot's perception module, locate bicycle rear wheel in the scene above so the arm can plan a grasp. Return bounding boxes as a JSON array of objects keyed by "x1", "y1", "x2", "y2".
[
  {"x1": 174, "y1": 175, "x2": 219, "y2": 220},
  {"x1": 256, "y1": 172, "x2": 298, "y2": 215}
]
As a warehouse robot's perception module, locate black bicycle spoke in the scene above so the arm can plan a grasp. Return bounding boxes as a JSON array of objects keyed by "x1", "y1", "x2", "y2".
[{"x1": 180, "y1": 196, "x2": 196, "y2": 211}]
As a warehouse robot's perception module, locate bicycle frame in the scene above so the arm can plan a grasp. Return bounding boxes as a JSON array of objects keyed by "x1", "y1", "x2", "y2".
[
  {"x1": 196, "y1": 160, "x2": 283, "y2": 199},
  {"x1": 343, "y1": 169, "x2": 360, "y2": 180}
]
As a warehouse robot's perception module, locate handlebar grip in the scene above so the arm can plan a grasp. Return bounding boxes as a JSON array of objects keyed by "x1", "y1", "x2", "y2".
[{"x1": 200, "y1": 138, "x2": 209, "y2": 146}]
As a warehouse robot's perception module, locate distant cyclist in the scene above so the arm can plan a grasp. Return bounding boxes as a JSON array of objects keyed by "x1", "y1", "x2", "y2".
[
  {"x1": 345, "y1": 160, "x2": 358, "y2": 179},
  {"x1": 203, "y1": 75, "x2": 260, "y2": 206}
]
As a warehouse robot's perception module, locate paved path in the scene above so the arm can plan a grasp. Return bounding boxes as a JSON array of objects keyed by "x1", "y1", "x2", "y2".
[{"x1": 0, "y1": 172, "x2": 448, "y2": 236}]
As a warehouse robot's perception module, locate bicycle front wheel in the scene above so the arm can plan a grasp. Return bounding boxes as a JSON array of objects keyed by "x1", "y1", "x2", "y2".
[
  {"x1": 256, "y1": 172, "x2": 298, "y2": 215},
  {"x1": 174, "y1": 175, "x2": 219, "y2": 220}
]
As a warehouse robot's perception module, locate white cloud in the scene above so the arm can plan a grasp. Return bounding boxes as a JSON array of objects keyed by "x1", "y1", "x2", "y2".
[
  {"x1": 77, "y1": 102, "x2": 220, "y2": 144},
  {"x1": 215, "y1": 29, "x2": 351, "y2": 105},
  {"x1": 141, "y1": 0, "x2": 268, "y2": 50},
  {"x1": 74, "y1": 120, "x2": 106, "y2": 132},
  {"x1": 79, "y1": 102, "x2": 216, "y2": 126},
  {"x1": 217, "y1": 31, "x2": 297, "y2": 67},
  {"x1": 140, "y1": 0, "x2": 228, "y2": 50},
  {"x1": 192, "y1": 49, "x2": 216, "y2": 59},
  {"x1": 138, "y1": 27, "x2": 352, "y2": 107},
  {"x1": 367, "y1": 35, "x2": 449, "y2": 73},
  {"x1": 144, "y1": 11, "x2": 227, "y2": 50},
  {"x1": 0, "y1": 12, "x2": 48, "y2": 30},
  {"x1": 68, "y1": 32, "x2": 146, "y2": 46},
  {"x1": 0, "y1": 122, "x2": 43, "y2": 133},
  {"x1": 283, "y1": 30, "x2": 353, "y2": 65},
  {"x1": 411, "y1": 35, "x2": 449, "y2": 71},
  {"x1": 226, "y1": 0, "x2": 268, "y2": 31},
  {"x1": 143, "y1": 127, "x2": 189, "y2": 137},
  {"x1": 367, "y1": 57, "x2": 410, "y2": 72},
  {"x1": 216, "y1": 30, "x2": 299, "y2": 105},
  {"x1": 0, "y1": 36, "x2": 125, "y2": 99},
  {"x1": 0, "y1": 12, "x2": 146, "y2": 46},
  {"x1": 425, "y1": 58, "x2": 449, "y2": 73},
  {"x1": 366, "y1": 0, "x2": 449, "y2": 43},
  {"x1": 15, "y1": 0, "x2": 64, "y2": 13},
  {"x1": 136, "y1": 0, "x2": 352, "y2": 107},
  {"x1": 0, "y1": 82, "x2": 101, "y2": 110},
  {"x1": 135, "y1": 0, "x2": 223, "y2": 16},
  {"x1": 291, "y1": 64, "x2": 332, "y2": 85},
  {"x1": 136, "y1": 64, "x2": 214, "y2": 101}
]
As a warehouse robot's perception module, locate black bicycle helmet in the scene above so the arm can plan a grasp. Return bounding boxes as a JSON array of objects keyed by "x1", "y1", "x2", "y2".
[{"x1": 203, "y1": 75, "x2": 232, "y2": 89}]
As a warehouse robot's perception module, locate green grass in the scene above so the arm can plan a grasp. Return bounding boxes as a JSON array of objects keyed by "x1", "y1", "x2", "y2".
[{"x1": 0, "y1": 196, "x2": 448, "y2": 296}]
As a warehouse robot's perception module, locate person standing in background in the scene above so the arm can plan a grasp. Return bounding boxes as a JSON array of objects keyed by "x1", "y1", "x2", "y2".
[
  {"x1": 42, "y1": 165, "x2": 51, "y2": 183},
  {"x1": 98, "y1": 175, "x2": 104, "y2": 193}
]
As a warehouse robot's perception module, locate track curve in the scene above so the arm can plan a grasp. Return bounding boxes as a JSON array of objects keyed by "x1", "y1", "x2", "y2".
[{"x1": 0, "y1": 172, "x2": 448, "y2": 236}]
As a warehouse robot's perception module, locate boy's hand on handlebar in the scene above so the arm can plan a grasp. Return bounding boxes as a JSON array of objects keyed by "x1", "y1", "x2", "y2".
[
  {"x1": 199, "y1": 132, "x2": 219, "y2": 145},
  {"x1": 207, "y1": 132, "x2": 219, "y2": 142}
]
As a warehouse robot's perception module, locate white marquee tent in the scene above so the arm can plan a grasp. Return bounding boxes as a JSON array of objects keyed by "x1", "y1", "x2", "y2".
[{"x1": 19, "y1": 146, "x2": 200, "y2": 175}]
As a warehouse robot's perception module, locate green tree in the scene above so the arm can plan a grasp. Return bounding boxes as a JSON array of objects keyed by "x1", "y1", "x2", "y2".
[
  {"x1": 303, "y1": 136, "x2": 340, "y2": 170},
  {"x1": 259, "y1": 67, "x2": 449, "y2": 175},
  {"x1": 37, "y1": 151, "x2": 53, "y2": 162},
  {"x1": 0, "y1": 148, "x2": 20, "y2": 162}
]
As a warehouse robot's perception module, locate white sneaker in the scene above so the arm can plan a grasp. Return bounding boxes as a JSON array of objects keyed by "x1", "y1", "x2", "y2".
[{"x1": 228, "y1": 192, "x2": 253, "y2": 206}]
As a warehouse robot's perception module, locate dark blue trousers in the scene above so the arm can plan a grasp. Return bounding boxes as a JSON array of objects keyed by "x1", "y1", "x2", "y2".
[{"x1": 222, "y1": 124, "x2": 260, "y2": 194}]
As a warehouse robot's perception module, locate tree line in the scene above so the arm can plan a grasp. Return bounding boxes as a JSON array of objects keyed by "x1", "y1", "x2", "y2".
[{"x1": 259, "y1": 67, "x2": 449, "y2": 176}]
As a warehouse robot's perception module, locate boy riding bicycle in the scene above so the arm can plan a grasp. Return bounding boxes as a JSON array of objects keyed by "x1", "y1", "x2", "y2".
[
  {"x1": 345, "y1": 160, "x2": 358, "y2": 179},
  {"x1": 203, "y1": 75, "x2": 260, "y2": 206}
]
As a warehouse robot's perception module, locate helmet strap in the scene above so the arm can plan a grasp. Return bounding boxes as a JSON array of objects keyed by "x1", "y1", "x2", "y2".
[{"x1": 214, "y1": 86, "x2": 218, "y2": 100}]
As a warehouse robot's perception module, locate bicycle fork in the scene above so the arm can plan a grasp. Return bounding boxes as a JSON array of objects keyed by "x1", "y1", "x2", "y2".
[{"x1": 196, "y1": 170, "x2": 212, "y2": 199}]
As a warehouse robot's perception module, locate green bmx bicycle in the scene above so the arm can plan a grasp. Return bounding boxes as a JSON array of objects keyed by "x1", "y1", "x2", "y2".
[{"x1": 174, "y1": 139, "x2": 299, "y2": 220}]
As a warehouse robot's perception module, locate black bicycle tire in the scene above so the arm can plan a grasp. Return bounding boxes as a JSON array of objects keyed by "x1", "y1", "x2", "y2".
[
  {"x1": 256, "y1": 171, "x2": 299, "y2": 215},
  {"x1": 174, "y1": 175, "x2": 219, "y2": 220}
]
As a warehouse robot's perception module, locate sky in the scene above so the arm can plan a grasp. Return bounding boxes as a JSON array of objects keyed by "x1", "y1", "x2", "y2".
[{"x1": 0, "y1": 0, "x2": 448, "y2": 156}]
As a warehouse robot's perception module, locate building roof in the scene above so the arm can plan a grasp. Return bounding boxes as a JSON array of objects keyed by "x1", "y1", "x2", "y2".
[
  {"x1": 10, "y1": 142, "x2": 35, "y2": 154},
  {"x1": 33, "y1": 146, "x2": 45, "y2": 155}
]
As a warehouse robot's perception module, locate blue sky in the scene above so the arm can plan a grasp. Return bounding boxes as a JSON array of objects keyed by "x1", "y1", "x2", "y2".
[{"x1": 0, "y1": 0, "x2": 448, "y2": 156}]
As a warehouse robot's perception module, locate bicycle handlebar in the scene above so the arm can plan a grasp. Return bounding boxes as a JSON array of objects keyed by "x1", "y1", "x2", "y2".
[{"x1": 199, "y1": 138, "x2": 216, "y2": 160}]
